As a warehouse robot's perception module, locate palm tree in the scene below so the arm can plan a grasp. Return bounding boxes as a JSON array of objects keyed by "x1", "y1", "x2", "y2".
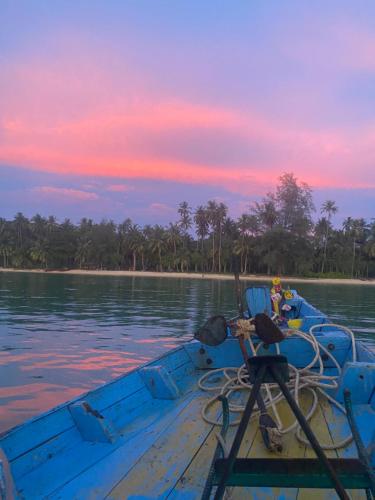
[
  {"x1": 216, "y1": 203, "x2": 228, "y2": 273},
  {"x1": 178, "y1": 201, "x2": 192, "y2": 250},
  {"x1": 194, "y1": 206, "x2": 209, "y2": 271},
  {"x1": 0, "y1": 218, "x2": 13, "y2": 267},
  {"x1": 206, "y1": 200, "x2": 219, "y2": 272},
  {"x1": 148, "y1": 225, "x2": 166, "y2": 272},
  {"x1": 320, "y1": 200, "x2": 338, "y2": 273},
  {"x1": 364, "y1": 224, "x2": 375, "y2": 277},
  {"x1": 46, "y1": 215, "x2": 57, "y2": 234},
  {"x1": 76, "y1": 218, "x2": 94, "y2": 269},
  {"x1": 166, "y1": 223, "x2": 182, "y2": 268},
  {"x1": 251, "y1": 196, "x2": 278, "y2": 232},
  {"x1": 128, "y1": 224, "x2": 142, "y2": 271},
  {"x1": 236, "y1": 214, "x2": 259, "y2": 273},
  {"x1": 29, "y1": 242, "x2": 48, "y2": 268},
  {"x1": 343, "y1": 217, "x2": 368, "y2": 278},
  {"x1": 13, "y1": 212, "x2": 29, "y2": 249}
]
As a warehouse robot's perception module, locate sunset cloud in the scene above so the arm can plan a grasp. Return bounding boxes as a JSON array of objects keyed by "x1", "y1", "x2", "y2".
[
  {"x1": 149, "y1": 203, "x2": 174, "y2": 214},
  {"x1": 33, "y1": 186, "x2": 99, "y2": 201},
  {"x1": 1, "y1": 1, "x2": 375, "y2": 220},
  {"x1": 106, "y1": 184, "x2": 135, "y2": 192}
]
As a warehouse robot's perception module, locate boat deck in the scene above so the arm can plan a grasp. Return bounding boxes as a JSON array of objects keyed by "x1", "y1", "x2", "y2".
[{"x1": 44, "y1": 369, "x2": 369, "y2": 500}]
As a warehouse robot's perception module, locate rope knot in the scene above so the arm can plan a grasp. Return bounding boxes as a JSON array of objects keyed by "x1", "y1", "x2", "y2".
[{"x1": 235, "y1": 319, "x2": 255, "y2": 339}]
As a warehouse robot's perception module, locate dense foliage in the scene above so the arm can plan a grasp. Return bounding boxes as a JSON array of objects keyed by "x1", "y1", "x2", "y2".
[{"x1": 1, "y1": 173, "x2": 374, "y2": 278}]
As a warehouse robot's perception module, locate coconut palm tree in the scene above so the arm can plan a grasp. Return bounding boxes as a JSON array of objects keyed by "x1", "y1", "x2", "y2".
[
  {"x1": 194, "y1": 205, "x2": 209, "y2": 271},
  {"x1": 166, "y1": 223, "x2": 183, "y2": 267},
  {"x1": 178, "y1": 201, "x2": 192, "y2": 249},
  {"x1": 206, "y1": 200, "x2": 219, "y2": 272},
  {"x1": 0, "y1": 218, "x2": 13, "y2": 267},
  {"x1": 148, "y1": 225, "x2": 166, "y2": 272},
  {"x1": 128, "y1": 224, "x2": 143, "y2": 271},
  {"x1": 343, "y1": 217, "x2": 368, "y2": 278},
  {"x1": 320, "y1": 200, "x2": 338, "y2": 273},
  {"x1": 216, "y1": 203, "x2": 228, "y2": 273}
]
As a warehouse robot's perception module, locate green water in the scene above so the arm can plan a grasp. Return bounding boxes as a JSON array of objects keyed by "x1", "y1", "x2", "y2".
[{"x1": 0, "y1": 272, "x2": 374, "y2": 433}]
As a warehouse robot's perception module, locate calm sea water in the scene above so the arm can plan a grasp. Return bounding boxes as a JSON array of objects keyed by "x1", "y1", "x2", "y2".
[{"x1": 0, "y1": 272, "x2": 374, "y2": 433}]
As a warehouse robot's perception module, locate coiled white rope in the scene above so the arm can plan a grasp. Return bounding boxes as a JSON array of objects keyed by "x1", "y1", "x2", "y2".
[{"x1": 199, "y1": 323, "x2": 356, "y2": 450}]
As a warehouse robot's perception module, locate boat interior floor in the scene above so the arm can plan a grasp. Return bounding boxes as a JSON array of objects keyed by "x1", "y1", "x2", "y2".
[{"x1": 27, "y1": 367, "x2": 373, "y2": 500}]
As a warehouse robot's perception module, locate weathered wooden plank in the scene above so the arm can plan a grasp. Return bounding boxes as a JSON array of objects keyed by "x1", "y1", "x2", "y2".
[
  {"x1": 148, "y1": 346, "x2": 192, "y2": 373},
  {"x1": 83, "y1": 371, "x2": 145, "y2": 410},
  {"x1": 49, "y1": 390, "x2": 203, "y2": 500},
  {"x1": 170, "y1": 390, "x2": 313, "y2": 499},
  {"x1": 11, "y1": 386, "x2": 150, "y2": 481},
  {"x1": 106, "y1": 392, "x2": 216, "y2": 499},
  {"x1": 12, "y1": 362, "x2": 197, "y2": 486},
  {"x1": 322, "y1": 400, "x2": 367, "y2": 500},
  {"x1": 2, "y1": 371, "x2": 144, "y2": 464},
  {"x1": 356, "y1": 341, "x2": 375, "y2": 363},
  {"x1": 18, "y1": 389, "x2": 199, "y2": 499},
  {"x1": 0, "y1": 447, "x2": 16, "y2": 499},
  {"x1": 230, "y1": 394, "x2": 312, "y2": 500},
  {"x1": 38, "y1": 366, "x2": 203, "y2": 496},
  {"x1": 158, "y1": 378, "x2": 270, "y2": 499},
  {"x1": 185, "y1": 334, "x2": 351, "y2": 371},
  {"x1": 2, "y1": 346, "x2": 190, "y2": 465},
  {"x1": 2, "y1": 406, "x2": 75, "y2": 463},
  {"x1": 296, "y1": 398, "x2": 339, "y2": 500},
  {"x1": 103, "y1": 362, "x2": 195, "y2": 431},
  {"x1": 335, "y1": 362, "x2": 375, "y2": 404}
]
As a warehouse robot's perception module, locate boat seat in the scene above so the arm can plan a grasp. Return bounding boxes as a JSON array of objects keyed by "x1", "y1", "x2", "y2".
[
  {"x1": 213, "y1": 458, "x2": 372, "y2": 490},
  {"x1": 245, "y1": 286, "x2": 272, "y2": 317}
]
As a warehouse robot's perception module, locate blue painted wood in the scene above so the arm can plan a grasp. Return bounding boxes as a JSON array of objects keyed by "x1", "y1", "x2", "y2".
[
  {"x1": 11, "y1": 387, "x2": 149, "y2": 481},
  {"x1": 300, "y1": 315, "x2": 327, "y2": 332},
  {"x1": 148, "y1": 345, "x2": 191, "y2": 372},
  {"x1": 0, "y1": 447, "x2": 15, "y2": 500},
  {"x1": 140, "y1": 365, "x2": 180, "y2": 399},
  {"x1": 352, "y1": 404, "x2": 375, "y2": 465},
  {"x1": 245, "y1": 286, "x2": 272, "y2": 317},
  {"x1": 17, "y1": 390, "x2": 201, "y2": 499},
  {"x1": 1, "y1": 370, "x2": 144, "y2": 463},
  {"x1": 10, "y1": 357, "x2": 195, "y2": 487},
  {"x1": 12, "y1": 365, "x2": 193, "y2": 482},
  {"x1": 2, "y1": 347, "x2": 189, "y2": 463},
  {"x1": 357, "y1": 340, "x2": 375, "y2": 363},
  {"x1": 298, "y1": 297, "x2": 325, "y2": 318},
  {"x1": 185, "y1": 333, "x2": 351, "y2": 370},
  {"x1": 69, "y1": 401, "x2": 118, "y2": 443},
  {"x1": 106, "y1": 393, "x2": 221, "y2": 499},
  {"x1": 335, "y1": 362, "x2": 375, "y2": 404},
  {"x1": 1, "y1": 405, "x2": 75, "y2": 463},
  {"x1": 49, "y1": 393, "x2": 201, "y2": 499}
]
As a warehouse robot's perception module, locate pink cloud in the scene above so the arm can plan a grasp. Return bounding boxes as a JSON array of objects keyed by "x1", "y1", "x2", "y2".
[
  {"x1": 106, "y1": 184, "x2": 135, "y2": 192},
  {"x1": 149, "y1": 203, "x2": 174, "y2": 213},
  {"x1": 33, "y1": 186, "x2": 98, "y2": 201},
  {"x1": 1, "y1": 33, "x2": 375, "y2": 196}
]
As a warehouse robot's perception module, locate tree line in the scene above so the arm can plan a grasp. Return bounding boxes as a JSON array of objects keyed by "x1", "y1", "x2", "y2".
[{"x1": 1, "y1": 173, "x2": 374, "y2": 278}]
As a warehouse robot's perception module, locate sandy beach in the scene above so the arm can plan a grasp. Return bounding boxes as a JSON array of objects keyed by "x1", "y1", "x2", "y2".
[{"x1": 1, "y1": 268, "x2": 375, "y2": 285}]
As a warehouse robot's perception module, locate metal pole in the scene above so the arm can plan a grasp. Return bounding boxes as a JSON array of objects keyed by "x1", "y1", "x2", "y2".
[{"x1": 214, "y1": 363, "x2": 267, "y2": 500}]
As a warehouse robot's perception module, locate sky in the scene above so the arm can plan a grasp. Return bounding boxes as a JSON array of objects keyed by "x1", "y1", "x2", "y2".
[{"x1": 1, "y1": 1, "x2": 375, "y2": 227}]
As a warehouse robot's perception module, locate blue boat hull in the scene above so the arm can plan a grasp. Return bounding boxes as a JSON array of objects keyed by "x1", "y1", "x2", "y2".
[{"x1": 0, "y1": 291, "x2": 374, "y2": 499}]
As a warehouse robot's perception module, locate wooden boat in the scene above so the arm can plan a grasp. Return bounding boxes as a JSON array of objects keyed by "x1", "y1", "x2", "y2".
[{"x1": 0, "y1": 286, "x2": 374, "y2": 499}]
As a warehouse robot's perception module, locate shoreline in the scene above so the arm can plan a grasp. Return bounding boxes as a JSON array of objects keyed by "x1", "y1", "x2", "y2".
[{"x1": 1, "y1": 268, "x2": 375, "y2": 285}]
